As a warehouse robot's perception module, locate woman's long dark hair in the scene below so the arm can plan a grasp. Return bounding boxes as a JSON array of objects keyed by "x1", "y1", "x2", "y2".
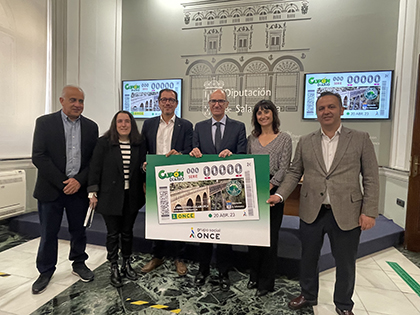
[
  {"x1": 251, "y1": 100, "x2": 280, "y2": 137},
  {"x1": 104, "y1": 110, "x2": 143, "y2": 145}
]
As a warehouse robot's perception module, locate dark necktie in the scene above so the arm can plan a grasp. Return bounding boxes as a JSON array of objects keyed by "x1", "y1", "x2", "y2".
[{"x1": 214, "y1": 122, "x2": 222, "y2": 153}]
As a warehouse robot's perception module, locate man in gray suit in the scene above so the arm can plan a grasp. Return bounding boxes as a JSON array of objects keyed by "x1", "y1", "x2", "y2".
[
  {"x1": 268, "y1": 91, "x2": 379, "y2": 315},
  {"x1": 190, "y1": 89, "x2": 247, "y2": 291}
]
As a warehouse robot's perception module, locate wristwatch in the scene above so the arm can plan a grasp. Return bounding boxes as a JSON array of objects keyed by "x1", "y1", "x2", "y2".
[{"x1": 88, "y1": 192, "x2": 97, "y2": 199}]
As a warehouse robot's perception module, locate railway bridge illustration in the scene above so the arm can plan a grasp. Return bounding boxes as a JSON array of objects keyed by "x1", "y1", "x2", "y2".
[{"x1": 171, "y1": 180, "x2": 230, "y2": 212}]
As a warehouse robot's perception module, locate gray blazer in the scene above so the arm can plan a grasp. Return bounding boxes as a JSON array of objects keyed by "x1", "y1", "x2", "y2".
[{"x1": 277, "y1": 126, "x2": 379, "y2": 231}]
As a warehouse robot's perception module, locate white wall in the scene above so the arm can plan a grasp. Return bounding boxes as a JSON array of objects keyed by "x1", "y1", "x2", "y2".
[
  {"x1": 0, "y1": 0, "x2": 47, "y2": 159},
  {"x1": 63, "y1": 0, "x2": 122, "y2": 135}
]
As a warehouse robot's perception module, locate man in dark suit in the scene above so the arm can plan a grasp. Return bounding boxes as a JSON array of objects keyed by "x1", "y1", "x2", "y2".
[
  {"x1": 268, "y1": 92, "x2": 379, "y2": 315},
  {"x1": 31, "y1": 85, "x2": 98, "y2": 294},
  {"x1": 189, "y1": 89, "x2": 247, "y2": 291},
  {"x1": 141, "y1": 88, "x2": 193, "y2": 276}
]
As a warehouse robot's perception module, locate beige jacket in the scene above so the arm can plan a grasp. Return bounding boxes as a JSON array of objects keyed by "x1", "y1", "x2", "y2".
[{"x1": 277, "y1": 126, "x2": 379, "y2": 231}]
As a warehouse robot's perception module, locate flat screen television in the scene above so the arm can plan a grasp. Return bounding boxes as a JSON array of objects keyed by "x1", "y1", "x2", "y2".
[
  {"x1": 121, "y1": 78, "x2": 182, "y2": 119},
  {"x1": 302, "y1": 70, "x2": 393, "y2": 120}
]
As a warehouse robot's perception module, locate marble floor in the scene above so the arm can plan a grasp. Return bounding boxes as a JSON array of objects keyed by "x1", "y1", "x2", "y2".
[{"x1": 1, "y1": 224, "x2": 420, "y2": 315}]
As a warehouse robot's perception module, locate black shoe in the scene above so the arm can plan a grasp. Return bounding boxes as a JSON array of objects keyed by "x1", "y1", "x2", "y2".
[
  {"x1": 32, "y1": 272, "x2": 53, "y2": 294},
  {"x1": 219, "y1": 273, "x2": 230, "y2": 292},
  {"x1": 195, "y1": 270, "x2": 209, "y2": 286},
  {"x1": 121, "y1": 258, "x2": 138, "y2": 281},
  {"x1": 72, "y1": 262, "x2": 94, "y2": 282},
  {"x1": 247, "y1": 280, "x2": 257, "y2": 289},
  {"x1": 110, "y1": 263, "x2": 123, "y2": 288},
  {"x1": 256, "y1": 289, "x2": 269, "y2": 297}
]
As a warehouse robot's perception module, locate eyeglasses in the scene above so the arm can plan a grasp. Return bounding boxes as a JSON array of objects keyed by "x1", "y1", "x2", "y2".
[
  {"x1": 208, "y1": 99, "x2": 227, "y2": 105},
  {"x1": 159, "y1": 98, "x2": 177, "y2": 104}
]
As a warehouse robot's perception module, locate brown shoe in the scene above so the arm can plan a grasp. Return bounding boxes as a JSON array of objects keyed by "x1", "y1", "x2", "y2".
[
  {"x1": 288, "y1": 294, "x2": 317, "y2": 310},
  {"x1": 335, "y1": 307, "x2": 354, "y2": 315},
  {"x1": 141, "y1": 257, "x2": 163, "y2": 273},
  {"x1": 174, "y1": 260, "x2": 187, "y2": 276}
]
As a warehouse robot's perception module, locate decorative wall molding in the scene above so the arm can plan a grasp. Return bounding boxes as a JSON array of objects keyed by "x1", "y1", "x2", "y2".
[
  {"x1": 180, "y1": 1, "x2": 310, "y2": 116},
  {"x1": 233, "y1": 25, "x2": 253, "y2": 52},
  {"x1": 181, "y1": 0, "x2": 310, "y2": 30},
  {"x1": 204, "y1": 28, "x2": 222, "y2": 53},
  {"x1": 185, "y1": 56, "x2": 303, "y2": 113},
  {"x1": 379, "y1": 166, "x2": 409, "y2": 183},
  {"x1": 265, "y1": 22, "x2": 286, "y2": 50}
]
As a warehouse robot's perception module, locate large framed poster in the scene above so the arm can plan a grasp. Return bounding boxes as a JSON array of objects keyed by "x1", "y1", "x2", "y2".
[{"x1": 145, "y1": 154, "x2": 270, "y2": 246}]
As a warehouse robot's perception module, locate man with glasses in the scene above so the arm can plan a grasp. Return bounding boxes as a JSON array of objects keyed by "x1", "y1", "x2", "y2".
[
  {"x1": 189, "y1": 89, "x2": 247, "y2": 291},
  {"x1": 141, "y1": 88, "x2": 193, "y2": 276}
]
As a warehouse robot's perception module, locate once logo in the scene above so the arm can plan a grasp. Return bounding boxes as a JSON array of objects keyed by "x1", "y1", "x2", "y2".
[
  {"x1": 196, "y1": 232, "x2": 220, "y2": 240},
  {"x1": 172, "y1": 213, "x2": 195, "y2": 220}
]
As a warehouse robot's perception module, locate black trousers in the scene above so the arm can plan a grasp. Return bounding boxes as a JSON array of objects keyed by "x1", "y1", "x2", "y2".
[
  {"x1": 197, "y1": 243, "x2": 233, "y2": 275},
  {"x1": 36, "y1": 192, "x2": 89, "y2": 274},
  {"x1": 152, "y1": 240, "x2": 186, "y2": 261},
  {"x1": 300, "y1": 205, "x2": 361, "y2": 311},
  {"x1": 101, "y1": 190, "x2": 138, "y2": 263},
  {"x1": 248, "y1": 199, "x2": 284, "y2": 290}
]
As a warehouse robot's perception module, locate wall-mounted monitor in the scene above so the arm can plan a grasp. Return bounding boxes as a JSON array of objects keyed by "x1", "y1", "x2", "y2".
[
  {"x1": 122, "y1": 78, "x2": 182, "y2": 119},
  {"x1": 303, "y1": 70, "x2": 393, "y2": 120}
]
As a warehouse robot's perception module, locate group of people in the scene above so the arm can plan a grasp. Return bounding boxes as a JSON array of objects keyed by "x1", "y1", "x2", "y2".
[{"x1": 31, "y1": 84, "x2": 378, "y2": 315}]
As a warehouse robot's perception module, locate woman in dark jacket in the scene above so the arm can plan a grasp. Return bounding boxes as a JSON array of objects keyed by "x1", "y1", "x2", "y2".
[{"x1": 88, "y1": 111, "x2": 146, "y2": 287}]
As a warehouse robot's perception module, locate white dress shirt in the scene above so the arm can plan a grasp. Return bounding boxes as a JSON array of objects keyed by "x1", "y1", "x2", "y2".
[
  {"x1": 156, "y1": 115, "x2": 175, "y2": 154},
  {"x1": 321, "y1": 124, "x2": 342, "y2": 204},
  {"x1": 275, "y1": 124, "x2": 343, "y2": 204}
]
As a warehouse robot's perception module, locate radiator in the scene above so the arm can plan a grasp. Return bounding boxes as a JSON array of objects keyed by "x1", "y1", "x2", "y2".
[{"x1": 0, "y1": 170, "x2": 26, "y2": 220}]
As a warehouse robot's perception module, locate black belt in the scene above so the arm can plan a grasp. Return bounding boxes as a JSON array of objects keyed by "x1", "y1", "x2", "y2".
[{"x1": 322, "y1": 204, "x2": 332, "y2": 210}]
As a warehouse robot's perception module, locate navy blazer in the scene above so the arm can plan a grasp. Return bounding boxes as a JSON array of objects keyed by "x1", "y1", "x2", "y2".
[
  {"x1": 193, "y1": 116, "x2": 247, "y2": 154},
  {"x1": 88, "y1": 136, "x2": 146, "y2": 216},
  {"x1": 141, "y1": 116, "x2": 193, "y2": 154},
  {"x1": 32, "y1": 110, "x2": 98, "y2": 202}
]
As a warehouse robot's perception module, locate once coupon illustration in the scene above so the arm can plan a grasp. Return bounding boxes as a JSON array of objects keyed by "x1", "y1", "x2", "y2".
[{"x1": 155, "y1": 158, "x2": 259, "y2": 224}]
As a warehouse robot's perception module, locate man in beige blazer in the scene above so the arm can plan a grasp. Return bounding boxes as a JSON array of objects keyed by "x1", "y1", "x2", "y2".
[{"x1": 268, "y1": 91, "x2": 379, "y2": 315}]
